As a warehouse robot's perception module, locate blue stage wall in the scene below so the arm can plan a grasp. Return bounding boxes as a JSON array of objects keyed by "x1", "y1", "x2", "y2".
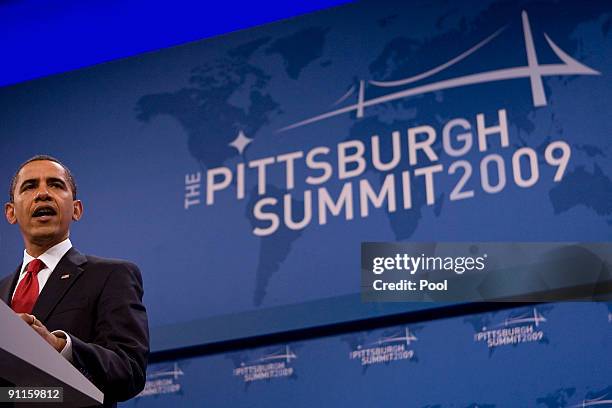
[
  {"x1": 1, "y1": 0, "x2": 611, "y2": 353},
  {"x1": 123, "y1": 302, "x2": 611, "y2": 407}
]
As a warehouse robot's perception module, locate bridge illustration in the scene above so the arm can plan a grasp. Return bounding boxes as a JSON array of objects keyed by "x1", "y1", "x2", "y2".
[
  {"x1": 570, "y1": 392, "x2": 612, "y2": 407},
  {"x1": 243, "y1": 345, "x2": 298, "y2": 365},
  {"x1": 279, "y1": 11, "x2": 600, "y2": 132},
  {"x1": 147, "y1": 362, "x2": 184, "y2": 380},
  {"x1": 494, "y1": 308, "x2": 547, "y2": 328},
  {"x1": 359, "y1": 328, "x2": 418, "y2": 348}
]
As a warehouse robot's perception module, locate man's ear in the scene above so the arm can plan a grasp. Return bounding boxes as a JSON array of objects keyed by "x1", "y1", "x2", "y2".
[
  {"x1": 72, "y1": 200, "x2": 83, "y2": 221},
  {"x1": 5, "y1": 202, "x2": 17, "y2": 224}
]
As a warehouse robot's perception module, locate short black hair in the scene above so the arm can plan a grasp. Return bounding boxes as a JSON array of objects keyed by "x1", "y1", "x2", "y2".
[{"x1": 9, "y1": 155, "x2": 77, "y2": 202}]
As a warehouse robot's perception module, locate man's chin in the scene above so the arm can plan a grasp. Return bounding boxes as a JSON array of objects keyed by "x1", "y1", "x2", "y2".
[{"x1": 28, "y1": 229, "x2": 64, "y2": 246}]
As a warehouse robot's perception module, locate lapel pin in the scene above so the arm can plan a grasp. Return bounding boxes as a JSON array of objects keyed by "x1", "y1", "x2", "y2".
[{"x1": 60, "y1": 274, "x2": 71, "y2": 280}]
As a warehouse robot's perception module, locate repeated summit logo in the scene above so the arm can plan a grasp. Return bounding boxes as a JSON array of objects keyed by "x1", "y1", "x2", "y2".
[
  {"x1": 233, "y1": 345, "x2": 298, "y2": 383},
  {"x1": 474, "y1": 307, "x2": 548, "y2": 349},
  {"x1": 349, "y1": 327, "x2": 418, "y2": 366},
  {"x1": 137, "y1": 362, "x2": 184, "y2": 397}
]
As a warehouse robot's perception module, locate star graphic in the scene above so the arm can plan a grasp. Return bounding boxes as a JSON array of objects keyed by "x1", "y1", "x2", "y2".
[{"x1": 229, "y1": 130, "x2": 253, "y2": 155}]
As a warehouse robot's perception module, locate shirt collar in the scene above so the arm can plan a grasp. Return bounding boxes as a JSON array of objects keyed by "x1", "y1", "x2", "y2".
[{"x1": 21, "y1": 238, "x2": 73, "y2": 274}]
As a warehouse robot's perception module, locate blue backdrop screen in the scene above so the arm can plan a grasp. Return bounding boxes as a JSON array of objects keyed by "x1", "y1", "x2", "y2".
[{"x1": 0, "y1": 0, "x2": 610, "y2": 351}]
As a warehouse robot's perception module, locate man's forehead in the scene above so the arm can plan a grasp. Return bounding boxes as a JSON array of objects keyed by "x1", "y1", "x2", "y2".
[{"x1": 17, "y1": 160, "x2": 68, "y2": 182}]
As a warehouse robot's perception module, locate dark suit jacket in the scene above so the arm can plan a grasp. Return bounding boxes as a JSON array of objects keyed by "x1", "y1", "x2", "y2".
[{"x1": 0, "y1": 247, "x2": 149, "y2": 407}]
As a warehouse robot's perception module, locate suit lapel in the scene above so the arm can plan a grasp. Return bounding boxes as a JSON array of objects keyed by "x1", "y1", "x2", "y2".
[
  {"x1": 0, "y1": 266, "x2": 21, "y2": 306},
  {"x1": 32, "y1": 247, "x2": 87, "y2": 322}
]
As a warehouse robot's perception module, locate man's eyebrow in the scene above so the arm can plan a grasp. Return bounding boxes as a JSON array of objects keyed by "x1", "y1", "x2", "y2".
[
  {"x1": 19, "y1": 178, "x2": 38, "y2": 188},
  {"x1": 46, "y1": 177, "x2": 67, "y2": 185}
]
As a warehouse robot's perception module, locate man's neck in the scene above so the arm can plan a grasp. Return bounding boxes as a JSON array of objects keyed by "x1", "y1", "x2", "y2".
[
  {"x1": 25, "y1": 237, "x2": 67, "y2": 258},
  {"x1": 26, "y1": 244, "x2": 55, "y2": 258}
]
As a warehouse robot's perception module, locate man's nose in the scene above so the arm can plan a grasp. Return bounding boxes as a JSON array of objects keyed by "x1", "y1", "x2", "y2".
[{"x1": 34, "y1": 188, "x2": 51, "y2": 201}]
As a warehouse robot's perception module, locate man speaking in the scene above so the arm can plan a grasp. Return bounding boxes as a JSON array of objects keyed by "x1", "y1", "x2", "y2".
[{"x1": 0, "y1": 155, "x2": 149, "y2": 406}]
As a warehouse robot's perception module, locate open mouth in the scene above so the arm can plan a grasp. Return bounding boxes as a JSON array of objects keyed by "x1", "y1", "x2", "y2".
[{"x1": 32, "y1": 206, "x2": 58, "y2": 218}]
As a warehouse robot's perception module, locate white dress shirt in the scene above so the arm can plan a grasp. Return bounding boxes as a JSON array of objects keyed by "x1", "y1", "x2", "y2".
[{"x1": 12, "y1": 238, "x2": 74, "y2": 361}]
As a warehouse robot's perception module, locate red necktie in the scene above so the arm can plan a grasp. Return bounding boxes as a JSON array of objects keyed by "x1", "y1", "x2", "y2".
[{"x1": 11, "y1": 259, "x2": 45, "y2": 314}]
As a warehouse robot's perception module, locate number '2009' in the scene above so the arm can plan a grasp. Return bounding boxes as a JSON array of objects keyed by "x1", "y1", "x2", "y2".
[{"x1": 448, "y1": 140, "x2": 570, "y2": 200}]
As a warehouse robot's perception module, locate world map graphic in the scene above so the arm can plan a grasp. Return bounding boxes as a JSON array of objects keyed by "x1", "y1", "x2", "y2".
[{"x1": 135, "y1": 0, "x2": 611, "y2": 307}]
